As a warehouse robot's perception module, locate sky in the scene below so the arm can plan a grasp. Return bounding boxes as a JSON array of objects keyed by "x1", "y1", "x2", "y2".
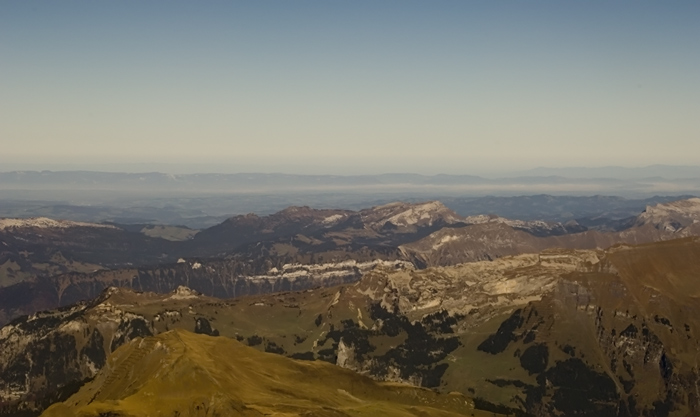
[{"x1": 1, "y1": 1, "x2": 699, "y2": 175}]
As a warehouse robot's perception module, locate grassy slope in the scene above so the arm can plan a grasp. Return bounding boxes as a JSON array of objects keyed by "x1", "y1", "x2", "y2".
[{"x1": 42, "y1": 329, "x2": 503, "y2": 417}]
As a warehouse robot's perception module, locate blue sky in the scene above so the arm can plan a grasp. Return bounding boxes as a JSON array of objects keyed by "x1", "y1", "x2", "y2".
[{"x1": 1, "y1": 1, "x2": 699, "y2": 174}]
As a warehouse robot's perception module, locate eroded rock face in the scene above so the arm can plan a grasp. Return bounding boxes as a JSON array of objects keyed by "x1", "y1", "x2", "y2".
[
  {"x1": 319, "y1": 304, "x2": 461, "y2": 388},
  {"x1": 474, "y1": 298, "x2": 698, "y2": 417},
  {"x1": 467, "y1": 239, "x2": 700, "y2": 417},
  {"x1": 0, "y1": 300, "x2": 155, "y2": 416}
]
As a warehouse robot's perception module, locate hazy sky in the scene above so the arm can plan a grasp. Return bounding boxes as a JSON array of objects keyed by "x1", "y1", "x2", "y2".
[{"x1": 1, "y1": 1, "x2": 699, "y2": 174}]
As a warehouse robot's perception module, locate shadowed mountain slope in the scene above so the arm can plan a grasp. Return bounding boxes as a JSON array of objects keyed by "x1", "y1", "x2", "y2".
[{"x1": 0, "y1": 218, "x2": 180, "y2": 288}]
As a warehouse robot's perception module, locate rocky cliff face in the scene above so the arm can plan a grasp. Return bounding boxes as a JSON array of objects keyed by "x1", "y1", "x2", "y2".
[{"x1": 0, "y1": 251, "x2": 410, "y2": 327}]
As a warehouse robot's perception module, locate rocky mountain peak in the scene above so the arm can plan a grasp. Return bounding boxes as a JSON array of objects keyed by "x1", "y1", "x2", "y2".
[
  {"x1": 224, "y1": 212, "x2": 261, "y2": 223},
  {"x1": 464, "y1": 214, "x2": 579, "y2": 236},
  {"x1": 276, "y1": 205, "x2": 316, "y2": 217},
  {"x1": 463, "y1": 214, "x2": 500, "y2": 223},
  {"x1": 91, "y1": 286, "x2": 147, "y2": 306},
  {"x1": 362, "y1": 201, "x2": 462, "y2": 229},
  {"x1": 168, "y1": 286, "x2": 202, "y2": 300}
]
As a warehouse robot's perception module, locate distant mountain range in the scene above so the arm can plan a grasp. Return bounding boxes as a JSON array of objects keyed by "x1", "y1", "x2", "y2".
[
  {"x1": 1, "y1": 168, "x2": 699, "y2": 196},
  {"x1": 3, "y1": 197, "x2": 700, "y2": 328},
  {"x1": 514, "y1": 164, "x2": 700, "y2": 179},
  {"x1": 0, "y1": 193, "x2": 689, "y2": 230}
]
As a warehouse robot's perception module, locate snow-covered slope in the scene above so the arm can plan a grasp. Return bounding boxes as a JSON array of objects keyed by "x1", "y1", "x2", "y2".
[
  {"x1": 0, "y1": 217, "x2": 116, "y2": 231},
  {"x1": 361, "y1": 201, "x2": 462, "y2": 230},
  {"x1": 463, "y1": 214, "x2": 579, "y2": 236}
]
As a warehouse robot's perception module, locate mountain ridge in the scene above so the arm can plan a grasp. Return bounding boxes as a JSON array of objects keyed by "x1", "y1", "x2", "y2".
[
  {"x1": 4, "y1": 237, "x2": 700, "y2": 415},
  {"x1": 4, "y1": 198, "x2": 700, "y2": 328}
]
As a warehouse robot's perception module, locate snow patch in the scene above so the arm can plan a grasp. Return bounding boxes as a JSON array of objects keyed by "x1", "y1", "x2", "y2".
[
  {"x1": 465, "y1": 214, "x2": 556, "y2": 231},
  {"x1": 432, "y1": 234, "x2": 459, "y2": 250},
  {"x1": 385, "y1": 201, "x2": 453, "y2": 227},
  {"x1": 85, "y1": 359, "x2": 99, "y2": 377},
  {"x1": 0, "y1": 324, "x2": 17, "y2": 340},
  {"x1": 412, "y1": 298, "x2": 442, "y2": 310},
  {"x1": 322, "y1": 214, "x2": 344, "y2": 224},
  {"x1": 58, "y1": 320, "x2": 85, "y2": 333},
  {"x1": 336, "y1": 339, "x2": 353, "y2": 368}
]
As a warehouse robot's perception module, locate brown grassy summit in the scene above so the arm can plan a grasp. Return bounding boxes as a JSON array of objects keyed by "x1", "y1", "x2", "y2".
[{"x1": 41, "y1": 329, "x2": 498, "y2": 417}]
